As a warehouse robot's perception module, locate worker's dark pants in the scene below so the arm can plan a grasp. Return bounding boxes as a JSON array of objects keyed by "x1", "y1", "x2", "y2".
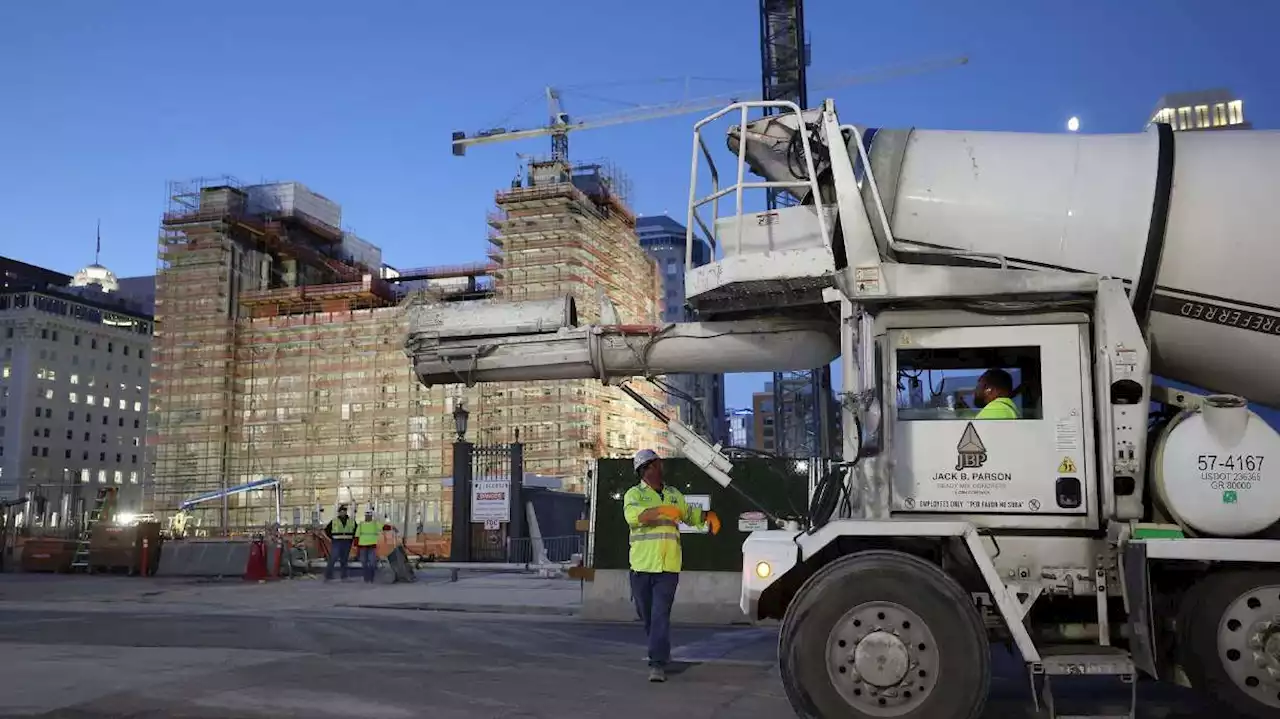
[
  {"x1": 357, "y1": 546, "x2": 378, "y2": 583},
  {"x1": 631, "y1": 570, "x2": 679, "y2": 667},
  {"x1": 325, "y1": 539, "x2": 352, "y2": 580}
]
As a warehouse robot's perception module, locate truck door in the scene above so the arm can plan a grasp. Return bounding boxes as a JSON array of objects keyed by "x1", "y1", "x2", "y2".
[{"x1": 887, "y1": 323, "x2": 1092, "y2": 520}]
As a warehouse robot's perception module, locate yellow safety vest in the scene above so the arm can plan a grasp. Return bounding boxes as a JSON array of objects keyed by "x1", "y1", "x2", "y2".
[
  {"x1": 623, "y1": 482, "x2": 705, "y2": 573},
  {"x1": 331, "y1": 517, "x2": 356, "y2": 540},
  {"x1": 976, "y1": 397, "x2": 1019, "y2": 420},
  {"x1": 356, "y1": 520, "x2": 382, "y2": 547}
]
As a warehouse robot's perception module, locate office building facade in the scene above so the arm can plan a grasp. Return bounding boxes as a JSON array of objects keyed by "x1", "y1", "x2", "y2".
[
  {"x1": 0, "y1": 257, "x2": 154, "y2": 528},
  {"x1": 1150, "y1": 89, "x2": 1249, "y2": 132},
  {"x1": 726, "y1": 408, "x2": 755, "y2": 449}
]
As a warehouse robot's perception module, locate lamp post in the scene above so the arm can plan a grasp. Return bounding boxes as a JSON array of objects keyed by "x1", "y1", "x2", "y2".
[
  {"x1": 450, "y1": 401, "x2": 472, "y2": 561},
  {"x1": 452, "y1": 403, "x2": 470, "y2": 441}
]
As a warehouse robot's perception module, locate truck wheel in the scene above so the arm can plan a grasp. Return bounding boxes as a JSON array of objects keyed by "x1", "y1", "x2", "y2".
[
  {"x1": 778, "y1": 550, "x2": 989, "y2": 719},
  {"x1": 1177, "y1": 570, "x2": 1280, "y2": 719}
]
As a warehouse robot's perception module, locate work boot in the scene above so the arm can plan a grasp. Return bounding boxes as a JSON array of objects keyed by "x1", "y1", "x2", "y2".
[{"x1": 648, "y1": 666, "x2": 666, "y2": 683}]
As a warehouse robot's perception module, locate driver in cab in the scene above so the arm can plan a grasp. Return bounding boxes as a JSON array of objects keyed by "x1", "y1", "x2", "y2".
[{"x1": 959, "y1": 369, "x2": 1020, "y2": 420}]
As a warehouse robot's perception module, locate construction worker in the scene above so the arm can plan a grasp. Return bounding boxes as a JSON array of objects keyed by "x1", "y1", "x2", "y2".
[
  {"x1": 355, "y1": 507, "x2": 383, "y2": 583},
  {"x1": 973, "y1": 368, "x2": 1020, "y2": 419},
  {"x1": 322, "y1": 504, "x2": 356, "y2": 581},
  {"x1": 623, "y1": 449, "x2": 721, "y2": 683}
]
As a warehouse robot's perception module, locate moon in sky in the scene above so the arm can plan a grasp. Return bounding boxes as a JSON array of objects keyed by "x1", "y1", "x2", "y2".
[{"x1": 1067, "y1": 116, "x2": 1081, "y2": 132}]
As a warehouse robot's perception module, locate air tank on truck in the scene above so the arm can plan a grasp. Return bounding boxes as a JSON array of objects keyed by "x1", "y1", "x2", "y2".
[{"x1": 409, "y1": 99, "x2": 1280, "y2": 719}]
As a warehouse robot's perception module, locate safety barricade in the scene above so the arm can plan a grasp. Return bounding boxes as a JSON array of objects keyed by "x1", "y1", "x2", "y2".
[{"x1": 154, "y1": 538, "x2": 255, "y2": 578}]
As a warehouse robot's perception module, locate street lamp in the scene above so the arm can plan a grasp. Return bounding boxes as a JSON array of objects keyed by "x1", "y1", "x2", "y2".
[
  {"x1": 1067, "y1": 116, "x2": 1081, "y2": 132},
  {"x1": 452, "y1": 403, "x2": 470, "y2": 441}
]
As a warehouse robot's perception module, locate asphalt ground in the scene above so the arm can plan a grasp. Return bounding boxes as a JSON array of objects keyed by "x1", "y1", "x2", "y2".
[{"x1": 0, "y1": 599, "x2": 1241, "y2": 718}]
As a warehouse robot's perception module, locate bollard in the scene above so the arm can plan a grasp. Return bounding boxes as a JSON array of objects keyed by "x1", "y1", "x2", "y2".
[{"x1": 140, "y1": 538, "x2": 150, "y2": 577}]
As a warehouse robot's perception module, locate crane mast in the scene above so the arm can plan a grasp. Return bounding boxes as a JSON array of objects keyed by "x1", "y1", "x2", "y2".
[{"x1": 759, "y1": 0, "x2": 832, "y2": 462}]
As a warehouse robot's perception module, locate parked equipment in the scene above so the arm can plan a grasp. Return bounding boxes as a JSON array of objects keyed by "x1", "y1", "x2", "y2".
[
  {"x1": 406, "y1": 99, "x2": 1280, "y2": 718},
  {"x1": 170, "y1": 477, "x2": 283, "y2": 538}
]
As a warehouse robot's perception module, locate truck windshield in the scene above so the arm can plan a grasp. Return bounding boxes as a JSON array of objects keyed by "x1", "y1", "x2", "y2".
[{"x1": 895, "y1": 345, "x2": 1042, "y2": 421}]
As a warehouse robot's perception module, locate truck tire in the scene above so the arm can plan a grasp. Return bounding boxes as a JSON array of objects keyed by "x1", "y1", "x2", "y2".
[
  {"x1": 778, "y1": 550, "x2": 989, "y2": 719},
  {"x1": 1176, "y1": 570, "x2": 1280, "y2": 719}
]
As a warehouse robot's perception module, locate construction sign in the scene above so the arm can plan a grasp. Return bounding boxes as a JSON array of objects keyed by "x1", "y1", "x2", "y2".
[{"x1": 1058, "y1": 457, "x2": 1078, "y2": 474}]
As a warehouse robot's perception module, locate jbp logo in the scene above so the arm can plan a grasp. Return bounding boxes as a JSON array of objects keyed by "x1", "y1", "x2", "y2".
[{"x1": 955, "y1": 422, "x2": 988, "y2": 471}]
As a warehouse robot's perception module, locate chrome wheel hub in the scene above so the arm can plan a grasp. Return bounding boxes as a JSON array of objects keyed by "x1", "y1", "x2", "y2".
[
  {"x1": 826, "y1": 601, "x2": 939, "y2": 716},
  {"x1": 1218, "y1": 584, "x2": 1280, "y2": 709}
]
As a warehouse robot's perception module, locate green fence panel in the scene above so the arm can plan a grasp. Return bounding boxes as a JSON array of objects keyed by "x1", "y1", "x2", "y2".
[{"x1": 592, "y1": 456, "x2": 810, "y2": 572}]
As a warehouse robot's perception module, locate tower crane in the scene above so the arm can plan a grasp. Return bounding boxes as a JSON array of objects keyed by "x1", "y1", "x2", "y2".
[{"x1": 449, "y1": 56, "x2": 969, "y2": 161}]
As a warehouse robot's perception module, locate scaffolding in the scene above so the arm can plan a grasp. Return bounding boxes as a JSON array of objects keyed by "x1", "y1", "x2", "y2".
[
  {"x1": 149, "y1": 178, "x2": 476, "y2": 531},
  {"x1": 480, "y1": 165, "x2": 671, "y2": 487},
  {"x1": 149, "y1": 165, "x2": 668, "y2": 527},
  {"x1": 229, "y1": 304, "x2": 477, "y2": 530}
]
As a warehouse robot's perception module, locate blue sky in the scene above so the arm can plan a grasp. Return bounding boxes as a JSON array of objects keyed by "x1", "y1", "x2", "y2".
[{"x1": 1, "y1": 1, "x2": 1276, "y2": 409}]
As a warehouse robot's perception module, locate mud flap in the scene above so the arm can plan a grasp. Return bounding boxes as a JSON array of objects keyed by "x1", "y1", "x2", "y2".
[{"x1": 1121, "y1": 541, "x2": 1158, "y2": 678}]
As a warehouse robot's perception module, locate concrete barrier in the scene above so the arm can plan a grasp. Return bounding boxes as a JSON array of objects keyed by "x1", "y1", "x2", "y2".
[
  {"x1": 155, "y1": 539, "x2": 254, "y2": 578},
  {"x1": 581, "y1": 569, "x2": 758, "y2": 625}
]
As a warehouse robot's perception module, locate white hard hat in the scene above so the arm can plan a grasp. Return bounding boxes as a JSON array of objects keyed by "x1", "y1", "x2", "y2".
[{"x1": 633, "y1": 449, "x2": 660, "y2": 473}]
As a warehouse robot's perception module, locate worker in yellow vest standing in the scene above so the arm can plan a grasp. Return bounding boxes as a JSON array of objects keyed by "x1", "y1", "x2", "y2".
[
  {"x1": 623, "y1": 449, "x2": 721, "y2": 683},
  {"x1": 355, "y1": 508, "x2": 383, "y2": 583},
  {"x1": 323, "y1": 504, "x2": 356, "y2": 582}
]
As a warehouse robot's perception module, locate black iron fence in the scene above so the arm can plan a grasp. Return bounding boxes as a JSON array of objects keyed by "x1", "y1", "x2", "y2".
[
  {"x1": 465, "y1": 535, "x2": 583, "y2": 564},
  {"x1": 451, "y1": 440, "x2": 526, "y2": 562}
]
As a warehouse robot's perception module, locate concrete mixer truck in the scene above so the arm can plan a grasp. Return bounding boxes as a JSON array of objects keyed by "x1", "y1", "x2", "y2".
[{"x1": 408, "y1": 99, "x2": 1280, "y2": 719}]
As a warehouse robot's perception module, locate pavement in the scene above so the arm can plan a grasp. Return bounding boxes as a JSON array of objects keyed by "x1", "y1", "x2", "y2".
[
  {"x1": 0, "y1": 568, "x2": 582, "y2": 616},
  {"x1": 0, "y1": 571, "x2": 1247, "y2": 718}
]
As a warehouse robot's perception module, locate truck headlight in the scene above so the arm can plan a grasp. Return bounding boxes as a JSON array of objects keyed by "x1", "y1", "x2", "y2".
[{"x1": 755, "y1": 561, "x2": 772, "y2": 579}]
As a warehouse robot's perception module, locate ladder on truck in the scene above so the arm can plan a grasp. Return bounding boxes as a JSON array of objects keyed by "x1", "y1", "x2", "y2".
[
  {"x1": 70, "y1": 488, "x2": 118, "y2": 573},
  {"x1": 1029, "y1": 565, "x2": 1137, "y2": 719}
]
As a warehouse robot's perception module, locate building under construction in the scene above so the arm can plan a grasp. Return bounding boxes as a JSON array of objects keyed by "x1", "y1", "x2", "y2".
[
  {"x1": 478, "y1": 160, "x2": 672, "y2": 480},
  {"x1": 149, "y1": 168, "x2": 668, "y2": 531}
]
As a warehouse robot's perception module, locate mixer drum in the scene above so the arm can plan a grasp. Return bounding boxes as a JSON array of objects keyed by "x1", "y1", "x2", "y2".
[{"x1": 1151, "y1": 396, "x2": 1280, "y2": 537}]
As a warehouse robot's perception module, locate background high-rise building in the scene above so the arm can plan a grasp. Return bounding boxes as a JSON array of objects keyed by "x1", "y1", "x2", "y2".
[
  {"x1": 726, "y1": 408, "x2": 755, "y2": 449},
  {"x1": 1149, "y1": 89, "x2": 1249, "y2": 131},
  {"x1": 752, "y1": 379, "x2": 839, "y2": 456},
  {"x1": 752, "y1": 387, "x2": 776, "y2": 453},
  {"x1": 635, "y1": 215, "x2": 726, "y2": 444},
  {"x1": 0, "y1": 255, "x2": 154, "y2": 528}
]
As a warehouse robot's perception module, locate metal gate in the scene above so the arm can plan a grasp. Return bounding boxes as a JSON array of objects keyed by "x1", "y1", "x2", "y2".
[{"x1": 450, "y1": 441, "x2": 524, "y2": 563}]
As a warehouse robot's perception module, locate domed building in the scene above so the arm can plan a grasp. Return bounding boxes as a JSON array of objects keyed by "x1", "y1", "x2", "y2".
[
  {"x1": 0, "y1": 250, "x2": 154, "y2": 533},
  {"x1": 70, "y1": 263, "x2": 120, "y2": 293}
]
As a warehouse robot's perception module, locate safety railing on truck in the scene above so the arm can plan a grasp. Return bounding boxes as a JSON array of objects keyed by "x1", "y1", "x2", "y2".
[{"x1": 685, "y1": 100, "x2": 830, "y2": 267}]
